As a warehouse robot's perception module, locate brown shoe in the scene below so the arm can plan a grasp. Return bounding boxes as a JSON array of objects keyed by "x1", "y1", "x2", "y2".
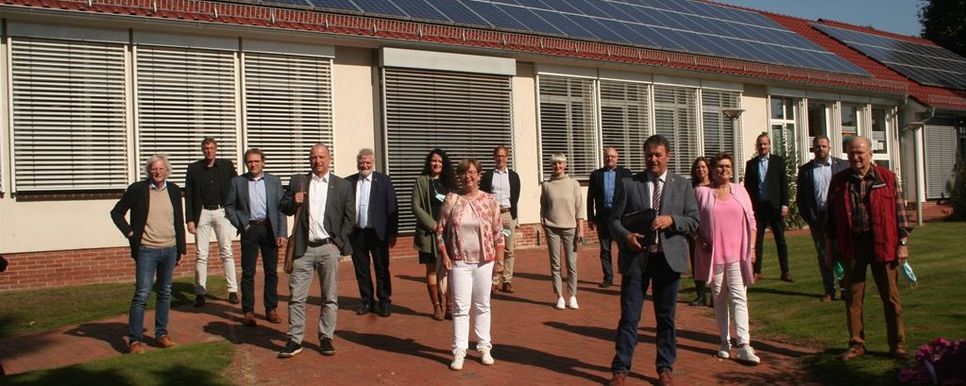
[
  {"x1": 129, "y1": 341, "x2": 146, "y2": 355},
  {"x1": 820, "y1": 294, "x2": 833, "y2": 302},
  {"x1": 753, "y1": 273, "x2": 762, "y2": 281},
  {"x1": 502, "y1": 282, "x2": 514, "y2": 293},
  {"x1": 891, "y1": 346, "x2": 909, "y2": 360},
  {"x1": 842, "y1": 345, "x2": 865, "y2": 361},
  {"x1": 266, "y1": 309, "x2": 282, "y2": 324},
  {"x1": 243, "y1": 312, "x2": 258, "y2": 327},
  {"x1": 658, "y1": 369, "x2": 674, "y2": 386},
  {"x1": 492, "y1": 282, "x2": 500, "y2": 293},
  {"x1": 780, "y1": 272, "x2": 794, "y2": 283},
  {"x1": 156, "y1": 335, "x2": 177, "y2": 349},
  {"x1": 608, "y1": 372, "x2": 626, "y2": 386},
  {"x1": 432, "y1": 303, "x2": 444, "y2": 321}
]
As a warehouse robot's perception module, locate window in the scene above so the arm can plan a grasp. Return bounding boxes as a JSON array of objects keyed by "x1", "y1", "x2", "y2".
[
  {"x1": 383, "y1": 67, "x2": 512, "y2": 232},
  {"x1": 807, "y1": 101, "x2": 830, "y2": 146},
  {"x1": 10, "y1": 38, "x2": 128, "y2": 191},
  {"x1": 871, "y1": 107, "x2": 889, "y2": 155},
  {"x1": 600, "y1": 80, "x2": 651, "y2": 172},
  {"x1": 135, "y1": 45, "x2": 238, "y2": 185},
  {"x1": 701, "y1": 90, "x2": 739, "y2": 158},
  {"x1": 769, "y1": 97, "x2": 798, "y2": 160},
  {"x1": 841, "y1": 103, "x2": 861, "y2": 152},
  {"x1": 243, "y1": 52, "x2": 333, "y2": 182},
  {"x1": 653, "y1": 85, "x2": 698, "y2": 175},
  {"x1": 924, "y1": 124, "x2": 958, "y2": 199},
  {"x1": 538, "y1": 75, "x2": 597, "y2": 179}
]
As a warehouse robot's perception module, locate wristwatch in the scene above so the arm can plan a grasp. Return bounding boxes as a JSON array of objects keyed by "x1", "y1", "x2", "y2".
[{"x1": 899, "y1": 238, "x2": 908, "y2": 247}]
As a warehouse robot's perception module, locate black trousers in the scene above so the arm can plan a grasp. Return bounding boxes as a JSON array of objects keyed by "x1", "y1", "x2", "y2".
[
  {"x1": 240, "y1": 222, "x2": 279, "y2": 313},
  {"x1": 350, "y1": 228, "x2": 392, "y2": 307},
  {"x1": 596, "y1": 212, "x2": 615, "y2": 283},
  {"x1": 753, "y1": 202, "x2": 790, "y2": 274}
]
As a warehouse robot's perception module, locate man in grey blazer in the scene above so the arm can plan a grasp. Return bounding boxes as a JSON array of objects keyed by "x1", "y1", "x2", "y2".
[
  {"x1": 278, "y1": 143, "x2": 355, "y2": 358},
  {"x1": 608, "y1": 135, "x2": 699, "y2": 386},
  {"x1": 796, "y1": 135, "x2": 849, "y2": 301},
  {"x1": 226, "y1": 148, "x2": 287, "y2": 327}
]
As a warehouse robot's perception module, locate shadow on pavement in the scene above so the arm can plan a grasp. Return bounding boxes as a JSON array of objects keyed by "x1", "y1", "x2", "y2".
[
  {"x1": 335, "y1": 330, "x2": 450, "y2": 366},
  {"x1": 63, "y1": 322, "x2": 130, "y2": 354}
]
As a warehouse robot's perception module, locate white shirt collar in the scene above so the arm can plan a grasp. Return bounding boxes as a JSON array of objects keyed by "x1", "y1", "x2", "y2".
[{"x1": 312, "y1": 172, "x2": 330, "y2": 183}]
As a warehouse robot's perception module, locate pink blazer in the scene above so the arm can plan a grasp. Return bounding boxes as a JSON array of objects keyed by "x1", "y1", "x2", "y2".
[{"x1": 693, "y1": 183, "x2": 757, "y2": 287}]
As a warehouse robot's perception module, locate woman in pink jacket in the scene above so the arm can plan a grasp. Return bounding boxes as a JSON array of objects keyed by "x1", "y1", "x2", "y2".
[{"x1": 693, "y1": 153, "x2": 760, "y2": 365}]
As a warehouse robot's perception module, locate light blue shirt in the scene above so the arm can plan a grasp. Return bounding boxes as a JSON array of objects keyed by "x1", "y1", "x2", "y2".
[
  {"x1": 248, "y1": 176, "x2": 267, "y2": 221},
  {"x1": 603, "y1": 169, "x2": 616, "y2": 208},
  {"x1": 812, "y1": 159, "x2": 833, "y2": 210},
  {"x1": 757, "y1": 154, "x2": 770, "y2": 200}
]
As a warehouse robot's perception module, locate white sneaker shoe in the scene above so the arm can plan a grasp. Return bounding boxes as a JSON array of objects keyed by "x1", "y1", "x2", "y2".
[
  {"x1": 717, "y1": 341, "x2": 731, "y2": 359},
  {"x1": 567, "y1": 296, "x2": 579, "y2": 310},
  {"x1": 450, "y1": 349, "x2": 466, "y2": 370},
  {"x1": 480, "y1": 347, "x2": 495, "y2": 365},
  {"x1": 735, "y1": 345, "x2": 760, "y2": 365},
  {"x1": 555, "y1": 297, "x2": 566, "y2": 310}
]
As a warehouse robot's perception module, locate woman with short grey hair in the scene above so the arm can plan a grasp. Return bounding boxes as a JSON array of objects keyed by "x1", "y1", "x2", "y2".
[{"x1": 540, "y1": 153, "x2": 586, "y2": 310}]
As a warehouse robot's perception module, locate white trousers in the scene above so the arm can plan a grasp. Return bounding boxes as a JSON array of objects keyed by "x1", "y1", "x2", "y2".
[
  {"x1": 194, "y1": 208, "x2": 238, "y2": 294},
  {"x1": 450, "y1": 260, "x2": 494, "y2": 352},
  {"x1": 708, "y1": 261, "x2": 751, "y2": 346}
]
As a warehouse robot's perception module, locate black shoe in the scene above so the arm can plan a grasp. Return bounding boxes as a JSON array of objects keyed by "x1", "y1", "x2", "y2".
[
  {"x1": 320, "y1": 338, "x2": 336, "y2": 356},
  {"x1": 228, "y1": 292, "x2": 239, "y2": 304},
  {"x1": 278, "y1": 340, "x2": 302, "y2": 358},
  {"x1": 598, "y1": 280, "x2": 613, "y2": 288},
  {"x1": 689, "y1": 296, "x2": 706, "y2": 306},
  {"x1": 780, "y1": 272, "x2": 794, "y2": 283},
  {"x1": 377, "y1": 304, "x2": 391, "y2": 317},
  {"x1": 194, "y1": 295, "x2": 206, "y2": 308},
  {"x1": 356, "y1": 304, "x2": 372, "y2": 315}
]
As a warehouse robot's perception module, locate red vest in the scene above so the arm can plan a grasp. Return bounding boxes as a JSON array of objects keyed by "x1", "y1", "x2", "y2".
[{"x1": 828, "y1": 165, "x2": 900, "y2": 263}]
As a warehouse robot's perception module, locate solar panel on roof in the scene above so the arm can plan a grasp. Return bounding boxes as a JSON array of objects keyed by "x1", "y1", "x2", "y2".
[
  {"x1": 814, "y1": 24, "x2": 966, "y2": 90},
  {"x1": 253, "y1": 0, "x2": 869, "y2": 75}
]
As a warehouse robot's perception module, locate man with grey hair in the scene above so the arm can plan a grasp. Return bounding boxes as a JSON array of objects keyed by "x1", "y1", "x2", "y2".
[
  {"x1": 346, "y1": 148, "x2": 399, "y2": 317},
  {"x1": 481, "y1": 145, "x2": 521, "y2": 293},
  {"x1": 279, "y1": 143, "x2": 355, "y2": 358},
  {"x1": 588, "y1": 146, "x2": 632, "y2": 288},
  {"x1": 111, "y1": 154, "x2": 187, "y2": 354},
  {"x1": 826, "y1": 136, "x2": 911, "y2": 361}
]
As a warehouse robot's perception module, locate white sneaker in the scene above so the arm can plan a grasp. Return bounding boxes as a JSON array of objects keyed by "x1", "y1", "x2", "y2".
[
  {"x1": 567, "y1": 296, "x2": 579, "y2": 310},
  {"x1": 450, "y1": 349, "x2": 466, "y2": 370},
  {"x1": 480, "y1": 347, "x2": 495, "y2": 365},
  {"x1": 555, "y1": 297, "x2": 566, "y2": 310},
  {"x1": 717, "y1": 341, "x2": 731, "y2": 359},
  {"x1": 735, "y1": 345, "x2": 760, "y2": 365}
]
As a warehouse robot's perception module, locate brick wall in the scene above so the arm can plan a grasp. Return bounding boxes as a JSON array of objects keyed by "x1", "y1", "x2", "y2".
[{"x1": 0, "y1": 223, "x2": 598, "y2": 292}]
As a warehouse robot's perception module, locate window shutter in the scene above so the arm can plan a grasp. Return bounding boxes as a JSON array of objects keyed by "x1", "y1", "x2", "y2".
[
  {"x1": 10, "y1": 38, "x2": 128, "y2": 191},
  {"x1": 653, "y1": 85, "x2": 698, "y2": 176},
  {"x1": 383, "y1": 68, "x2": 512, "y2": 233},
  {"x1": 243, "y1": 52, "x2": 333, "y2": 183},
  {"x1": 538, "y1": 75, "x2": 597, "y2": 180},
  {"x1": 600, "y1": 80, "x2": 651, "y2": 172},
  {"x1": 701, "y1": 90, "x2": 740, "y2": 158},
  {"x1": 135, "y1": 46, "x2": 238, "y2": 185},
  {"x1": 924, "y1": 125, "x2": 958, "y2": 199}
]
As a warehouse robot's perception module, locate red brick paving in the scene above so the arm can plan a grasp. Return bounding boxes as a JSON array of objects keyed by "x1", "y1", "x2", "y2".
[{"x1": 1, "y1": 246, "x2": 819, "y2": 385}]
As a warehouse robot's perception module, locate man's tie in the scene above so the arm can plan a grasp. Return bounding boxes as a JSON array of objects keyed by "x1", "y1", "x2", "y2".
[
  {"x1": 358, "y1": 178, "x2": 370, "y2": 228},
  {"x1": 647, "y1": 178, "x2": 662, "y2": 253}
]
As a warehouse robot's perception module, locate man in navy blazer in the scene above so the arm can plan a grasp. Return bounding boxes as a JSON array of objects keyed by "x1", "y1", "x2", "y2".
[
  {"x1": 608, "y1": 135, "x2": 699, "y2": 386},
  {"x1": 345, "y1": 148, "x2": 399, "y2": 317},
  {"x1": 226, "y1": 148, "x2": 287, "y2": 326},
  {"x1": 796, "y1": 135, "x2": 849, "y2": 301},
  {"x1": 743, "y1": 132, "x2": 793, "y2": 282},
  {"x1": 587, "y1": 146, "x2": 632, "y2": 288}
]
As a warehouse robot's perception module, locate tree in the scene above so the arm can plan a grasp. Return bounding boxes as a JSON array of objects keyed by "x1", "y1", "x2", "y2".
[
  {"x1": 948, "y1": 160, "x2": 966, "y2": 220},
  {"x1": 918, "y1": 0, "x2": 966, "y2": 57}
]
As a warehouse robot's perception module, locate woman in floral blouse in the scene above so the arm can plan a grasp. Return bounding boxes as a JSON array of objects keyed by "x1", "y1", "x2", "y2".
[{"x1": 437, "y1": 158, "x2": 505, "y2": 371}]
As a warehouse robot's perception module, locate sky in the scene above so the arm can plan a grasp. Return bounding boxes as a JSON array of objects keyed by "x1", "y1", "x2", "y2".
[{"x1": 715, "y1": 0, "x2": 924, "y2": 37}]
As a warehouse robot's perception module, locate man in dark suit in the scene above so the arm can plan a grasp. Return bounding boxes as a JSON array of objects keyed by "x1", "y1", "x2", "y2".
[
  {"x1": 278, "y1": 143, "x2": 355, "y2": 359},
  {"x1": 796, "y1": 135, "x2": 849, "y2": 301},
  {"x1": 226, "y1": 148, "x2": 287, "y2": 326},
  {"x1": 587, "y1": 146, "x2": 632, "y2": 288},
  {"x1": 184, "y1": 137, "x2": 239, "y2": 307},
  {"x1": 608, "y1": 135, "x2": 699, "y2": 386},
  {"x1": 743, "y1": 132, "x2": 792, "y2": 282},
  {"x1": 480, "y1": 145, "x2": 520, "y2": 293},
  {"x1": 346, "y1": 148, "x2": 399, "y2": 317}
]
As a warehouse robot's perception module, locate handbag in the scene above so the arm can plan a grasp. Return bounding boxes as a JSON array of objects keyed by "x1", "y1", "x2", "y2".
[{"x1": 283, "y1": 178, "x2": 306, "y2": 274}]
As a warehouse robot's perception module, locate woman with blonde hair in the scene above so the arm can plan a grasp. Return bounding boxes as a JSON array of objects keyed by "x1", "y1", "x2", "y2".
[{"x1": 540, "y1": 153, "x2": 586, "y2": 310}]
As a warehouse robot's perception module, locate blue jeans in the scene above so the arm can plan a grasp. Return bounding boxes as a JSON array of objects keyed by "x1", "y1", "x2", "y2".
[
  {"x1": 129, "y1": 245, "x2": 177, "y2": 342},
  {"x1": 612, "y1": 252, "x2": 680, "y2": 374}
]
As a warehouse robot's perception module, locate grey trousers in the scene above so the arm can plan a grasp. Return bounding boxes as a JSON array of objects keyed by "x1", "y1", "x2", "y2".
[
  {"x1": 287, "y1": 243, "x2": 340, "y2": 344},
  {"x1": 545, "y1": 226, "x2": 578, "y2": 296}
]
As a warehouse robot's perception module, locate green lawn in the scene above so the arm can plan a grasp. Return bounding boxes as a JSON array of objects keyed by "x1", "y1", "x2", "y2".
[
  {"x1": 747, "y1": 221, "x2": 966, "y2": 385},
  {"x1": 0, "y1": 341, "x2": 233, "y2": 386},
  {"x1": 0, "y1": 277, "x2": 227, "y2": 339}
]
